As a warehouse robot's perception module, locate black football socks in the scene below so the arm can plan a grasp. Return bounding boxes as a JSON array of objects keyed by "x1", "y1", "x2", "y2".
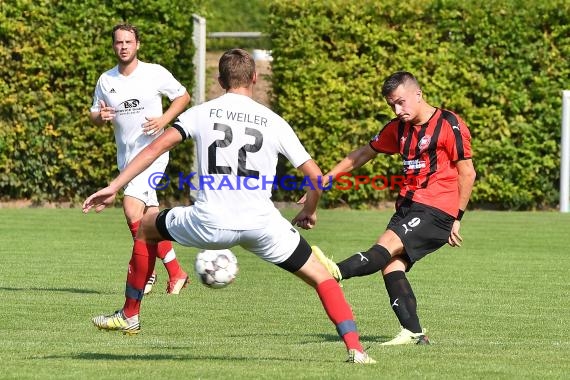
[
  {"x1": 337, "y1": 244, "x2": 392, "y2": 279},
  {"x1": 383, "y1": 270, "x2": 422, "y2": 334}
]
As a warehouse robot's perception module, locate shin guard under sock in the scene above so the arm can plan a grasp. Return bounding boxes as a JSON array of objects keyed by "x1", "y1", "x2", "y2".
[
  {"x1": 316, "y1": 279, "x2": 363, "y2": 352},
  {"x1": 337, "y1": 244, "x2": 392, "y2": 279},
  {"x1": 383, "y1": 270, "x2": 422, "y2": 333},
  {"x1": 123, "y1": 240, "x2": 157, "y2": 317}
]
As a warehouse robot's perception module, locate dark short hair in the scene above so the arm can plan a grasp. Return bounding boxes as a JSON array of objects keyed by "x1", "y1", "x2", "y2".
[
  {"x1": 112, "y1": 23, "x2": 140, "y2": 43},
  {"x1": 218, "y1": 48, "x2": 255, "y2": 90},
  {"x1": 381, "y1": 71, "x2": 419, "y2": 97}
]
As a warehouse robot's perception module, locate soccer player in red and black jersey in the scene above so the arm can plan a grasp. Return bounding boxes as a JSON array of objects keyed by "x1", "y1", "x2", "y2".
[{"x1": 313, "y1": 71, "x2": 476, "y2": 345}]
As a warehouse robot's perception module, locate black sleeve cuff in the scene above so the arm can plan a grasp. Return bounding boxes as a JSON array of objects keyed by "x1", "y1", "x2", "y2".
[
  {"x1": 457, "y1": 209, "x2": 465, "y2": 221},
  {"x1": 172, "y1": 123, "x2": 188, "y2": 141}
]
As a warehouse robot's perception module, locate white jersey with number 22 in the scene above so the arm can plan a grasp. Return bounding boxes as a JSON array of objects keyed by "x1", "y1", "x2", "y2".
[{"x1": 174, "y1": 93, "x2": 311, "y2": 230}]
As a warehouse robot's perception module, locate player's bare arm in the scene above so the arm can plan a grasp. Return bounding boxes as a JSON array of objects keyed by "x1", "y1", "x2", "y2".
[
  {"x1": 142, "y1": 91, "x2": 191, "y2": 135},
  {"x1": 456, "y1": 158, "x2": 476, "y2": 211},
  {"x1": 82, "y1": 127, "x2": 183, "y2": 214},
  {"x1": 323, "y1": 144, "x2": 378, "y2": 186},
  {"x1": 448, "y1": 158, "x2": 477, "y2": 247},
  {"x1": 297, "y1": 144, "x2": 378, "y2": 204},
  {"x1": 292, "y1": 159, "x2": 323, "y2": 230}
]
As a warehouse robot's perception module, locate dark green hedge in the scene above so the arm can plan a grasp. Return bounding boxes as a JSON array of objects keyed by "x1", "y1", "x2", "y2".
[
  {"x1": 268, "y1": 0, "x2": 570, "y2": 209},
  {"x1": 0, "y1": 0, "x2": 198, "y2": 204}
]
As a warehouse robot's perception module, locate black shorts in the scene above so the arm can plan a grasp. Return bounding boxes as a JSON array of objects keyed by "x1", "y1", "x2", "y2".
[{"x1": 387, "y1": 197, "x2": 455, "y2": 270}]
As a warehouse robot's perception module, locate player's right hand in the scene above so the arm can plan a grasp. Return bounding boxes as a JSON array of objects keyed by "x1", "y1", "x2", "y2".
[
  {"x1": 99, "y1": 100, "x2": 116, "y2": 122},
  {"x1": 82, "y1": 186, "x2": 117, "y2": 214},
  {"x1": 292, "y1": 210, "x2": 317, "y2": 230}
]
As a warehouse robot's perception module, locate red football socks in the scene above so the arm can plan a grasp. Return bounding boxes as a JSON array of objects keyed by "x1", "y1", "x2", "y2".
[
  {"x1": 123, "y1": 239, "x2": 157, "y2": 318},
  {"x1": 157, "y1": 240, "x2": 183, "y2": 279},
  {"x1": 316, "y1": 279, "x2": 363, "y2": 352},
  {"x1": 128, "y1": 220, "x2": 182, "y2": 280},
  {"x1": 127, "y1": 220, "x2": 140, "y2": 240}
]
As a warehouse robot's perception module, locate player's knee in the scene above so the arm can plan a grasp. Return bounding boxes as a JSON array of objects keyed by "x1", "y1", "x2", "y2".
[
  {"x1": 382, "y1": 257, "x2": 408, "y2": 274},
  {"x1": 141, "y1": 208, "x2": 170, "y2": 242},
  {"x1": 378, "y1": 229, "x2": 405, "y2": 254}
]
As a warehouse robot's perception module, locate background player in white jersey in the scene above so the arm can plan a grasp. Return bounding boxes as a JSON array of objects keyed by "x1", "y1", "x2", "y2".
[
  {"x1": 83, "y1": 48, "x2": 375, "y2": 364},
  {"x1": 89, "y1": 23, "x2": 191, "y2": 295}
]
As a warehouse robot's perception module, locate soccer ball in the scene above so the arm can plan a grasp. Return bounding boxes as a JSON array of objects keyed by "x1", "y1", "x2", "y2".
[{"x1": 195, "y1": 249, "x2": 238, "y2": 288}]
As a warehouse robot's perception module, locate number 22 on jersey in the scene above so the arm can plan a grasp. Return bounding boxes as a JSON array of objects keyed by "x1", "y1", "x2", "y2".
[{"x1": 207, "y1": 123, "x2": 263, "y2": 178}]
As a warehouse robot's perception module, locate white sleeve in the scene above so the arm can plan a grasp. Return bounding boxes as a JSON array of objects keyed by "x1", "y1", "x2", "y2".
[
  {"x1": 173, "y1": 106, "x2": 197, "y2": 140},
  {"x1": 156, "y1": 65, "x2": 187, "y2": 101},
  {"x1": 278, "y1": 121, "x2": 311, "y2": 168},
  {"x1": 89, "y1": 78, "x2": 104, "y2": 113}
]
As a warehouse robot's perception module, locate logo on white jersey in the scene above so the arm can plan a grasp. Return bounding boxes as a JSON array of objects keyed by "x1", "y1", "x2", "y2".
[
  {"x1": 109, "y1": 88, "x2": 116, "y2": 93},
  {"x1": 118, "y1": 99, "x2": 140, "y2": 109}
]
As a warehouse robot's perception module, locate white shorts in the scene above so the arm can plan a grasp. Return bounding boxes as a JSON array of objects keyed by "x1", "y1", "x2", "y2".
[
  {"x1": 123, "y1": 159, "x2": 168, "y2": 207},
  {"x1": 163, "y1": 206, "x2": 301, "y2": 265}
]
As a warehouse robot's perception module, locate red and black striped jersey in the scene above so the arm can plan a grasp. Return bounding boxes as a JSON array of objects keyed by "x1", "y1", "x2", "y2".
[{"x1": 369, "y1": 108, "x2": 472, "y2": 217}]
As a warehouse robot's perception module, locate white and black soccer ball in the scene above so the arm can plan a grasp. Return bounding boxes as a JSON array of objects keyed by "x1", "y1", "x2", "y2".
[{"x1": 195, "y1": 249, "x2": 238, "y2": 289}]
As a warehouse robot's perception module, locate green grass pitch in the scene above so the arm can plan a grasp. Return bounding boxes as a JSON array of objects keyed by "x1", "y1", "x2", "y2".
[{"x1": 0, "y1": 208, "x2": 569, "y2": 379}]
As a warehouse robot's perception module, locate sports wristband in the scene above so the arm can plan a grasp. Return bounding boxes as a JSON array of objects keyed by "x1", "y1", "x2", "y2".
[{"x1": 457, "y1": 209, "x2": 465, "y2": 221}]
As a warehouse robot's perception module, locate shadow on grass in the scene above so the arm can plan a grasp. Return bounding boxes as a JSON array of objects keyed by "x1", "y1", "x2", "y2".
[
  {"x1": 309, "y1": 333, "x2": 392, "y2": 344},
  {"x1": 41, "y1": 352, "x2": 309, "y2": 362},
  {"x1": 227, "y1": 331, "x2": 391, "y2": 344},
  {"x1": 0, "y1": 286, "x2": 101, "y2": 294}
]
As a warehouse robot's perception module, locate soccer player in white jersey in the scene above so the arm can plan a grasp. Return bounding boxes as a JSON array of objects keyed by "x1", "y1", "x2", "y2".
[
  {"x1": 83, "y1": 48, "x2": 375, "y2": 364},
  {"x1": 89, "y1": 24, "x2": 191, "y2": 295}
]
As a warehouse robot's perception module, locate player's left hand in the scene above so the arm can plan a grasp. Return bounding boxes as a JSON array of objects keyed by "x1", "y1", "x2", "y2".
[
  {"x1": 142, "y1": 116, "x2": 166, "y2": 136},
  {"x1": 292, "y1": 210, "x2": 317, "y2": 230},
  {"x1": 448, "y1": 220, "x2": 463, "y2": 247},
  {"x1": 82, "y1": 187, "x2": 117, "y2": 214}
]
